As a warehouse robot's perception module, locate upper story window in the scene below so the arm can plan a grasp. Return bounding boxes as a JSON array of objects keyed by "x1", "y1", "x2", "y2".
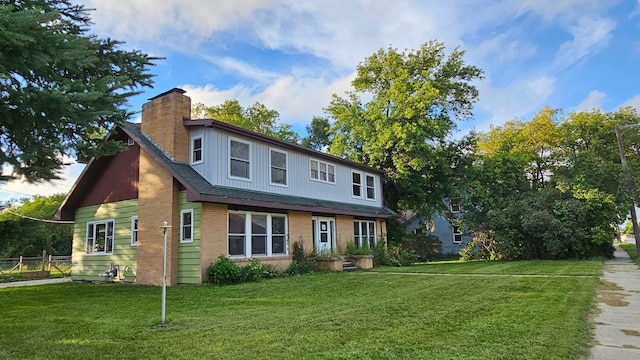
[
  {"x1": 180, "y1": 209, "x2": 193, "y2": 243},
  {"x1": 229, "y1": 138, "x2": 251, "y2": 180},
  {"x1": 453, "y1": 226, "x2": 463, "y2": 243},
  {"x1": 270, "y1": 149, "x2": 287, "y2": 186},
  {"x1": 365, "y1": 174, "x2": 375, "y2": 200},
  {"x1": 352, "y1": 171, "x2": 362, "y2": 197},
  {"x1": 191, "y1": 137, "x2": 203, "y2": 164},
  {"x1": 310, "y1": 159, "x2": 335, "y2": 184},
  {"x1": 131, "y1": 216, "x2": 138, "y2": 246},
  {"x1": 450, "y1": 198, "x2": 460, "y2": 212},
  {"x1": 86, "y1": 219, "x2": 115, "y2": 255}
]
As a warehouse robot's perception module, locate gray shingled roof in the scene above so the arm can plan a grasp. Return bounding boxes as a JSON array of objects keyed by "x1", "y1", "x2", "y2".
[{"x1": 123, "y1": 122, "x2": 396, "y2": 218}]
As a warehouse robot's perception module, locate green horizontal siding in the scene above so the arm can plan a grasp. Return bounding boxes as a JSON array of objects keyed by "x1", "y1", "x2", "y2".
[
  {"x1": 72, "y1": 199, "x2": 139, "y2": 282},
  {"x1": 178, "y1": 192, "x2": 201, "y2": 284}
]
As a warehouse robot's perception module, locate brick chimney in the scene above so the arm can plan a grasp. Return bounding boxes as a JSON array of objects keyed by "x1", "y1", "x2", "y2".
[
  {"x1": 140, "y1": 88, "x2": 191, "y2": 163},
  {"x1": 136, "y1": 89, "x2": 191, "y2": 286}
]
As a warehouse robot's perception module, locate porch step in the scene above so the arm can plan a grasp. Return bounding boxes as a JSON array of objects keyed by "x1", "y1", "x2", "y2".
[{"x1": 342, "y1": 261, "x2": 360, "y2": 272}]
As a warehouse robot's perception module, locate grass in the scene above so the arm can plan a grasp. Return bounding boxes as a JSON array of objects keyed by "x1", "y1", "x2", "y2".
[
  {"x1": 618, "y1": 242, "x2": 640, "y2": 266},
  {"x1": 0, "y1": 260, "x2": 602, "y2": 360}
]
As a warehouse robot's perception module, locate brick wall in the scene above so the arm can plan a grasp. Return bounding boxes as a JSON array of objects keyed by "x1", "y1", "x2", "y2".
[
  {"x1": 335, "y1": 215, "x2": 354, "y2": 253},
  {"x1": 288, "y1": 211, "x2": 313, "y2": 256},
  {"x1": 136, "y1": 150, "x2": 181, "y2": 286},
  {"x1": 200, "y1": 202, "x2": 229, "y2": 282},
  {"x1": 141, "y1": 89, "x2": 191, "y2": 163}
]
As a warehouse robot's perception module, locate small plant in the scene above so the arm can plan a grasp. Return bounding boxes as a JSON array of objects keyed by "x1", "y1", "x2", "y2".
[
  {"x1": 287, "y1": 241, "x2": 314, "y2": 275},
  {"x1": 373, "y1": 239, "x2": 389, "y2": 266},
  {"x1": 387, "y1": 245, "x2": 419, "y2": 267},
  {"x1": 261, "y1": 264, "x2": 283, "y2": 279},
  {"x1": 345, "y1": 241, "x2": 373, "y2": 256},
  {"x1": 207, "y1": 255, "x2": 242, "y2": 285},
  {"x1": 242, "y1": 258, "x2": 264, "y2": 282}
]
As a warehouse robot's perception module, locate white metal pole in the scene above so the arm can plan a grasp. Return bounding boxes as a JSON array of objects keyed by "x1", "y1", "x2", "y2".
[{"x1": 160, "y1": 221, "x2": 171, "y2": 324}]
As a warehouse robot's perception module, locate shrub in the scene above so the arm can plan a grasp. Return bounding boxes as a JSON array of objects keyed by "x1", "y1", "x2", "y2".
[
  {"x1": 287, "y1": 241, "x2": 314, "y2": 275},
  {"x1": 242, "y1": 258, "x2": 264, "y2": 282},
  {"x1": 387, "y1": 245, "x2": 419, "y2": 267},
  {"x1": 207, "y1": 255, "x2": 243, "y2": 285},
  {"x1": 345, "y1": 241, "x2": 373, "y2": 255},
  {"x1": 402, "y1": 233, "x2": 442, "y2": 261},
  {"x1": 373, "y1": 239, "x2": 389, "y2": 266},
  {"x1": 261, "y1": 264, "x2": 283, "y2": 279}
]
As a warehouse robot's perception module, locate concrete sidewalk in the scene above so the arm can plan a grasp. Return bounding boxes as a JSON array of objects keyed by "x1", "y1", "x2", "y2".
[
  {"x1": 0, "y1": 276, "x2": 71, "y2": 289},
  {"x1": 590, "y1": 245, "x2": 640, "y2": 359}
]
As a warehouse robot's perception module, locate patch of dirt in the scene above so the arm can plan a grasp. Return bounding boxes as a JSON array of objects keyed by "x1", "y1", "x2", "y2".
[
  {"x1": 600, "y1": 280, "x2": 623, "y2": 291},
  {"x1": 597, "y1": 292, "x2": 630, "y2": 307},
  {"x1": 622, "y1": 329, "x2": 640, "y2": 336},
  {"x1": 623, "y1": 344, "x2": 640, "y2": 349}
]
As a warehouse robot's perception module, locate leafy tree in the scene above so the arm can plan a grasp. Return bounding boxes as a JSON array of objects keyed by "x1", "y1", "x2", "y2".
[
  {"x1": 0, "y1": 194, "x2": 72, "y2": 257},
  {"x1": 0, "y1": 0, "x2": 155, "y2": 182},
  {"x1": 325, "y1": 40, "x2": 483, "y2": 214},
  {"x1": 302, "y1": 116, "x2": 332, "y2": 150},
  {"x1": 193, "y1": 100, "x2": 300, "y2": 143}
]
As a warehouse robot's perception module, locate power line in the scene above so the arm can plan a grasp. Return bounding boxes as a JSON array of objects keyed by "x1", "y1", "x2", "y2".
[{"x1": 3, "y1": 209, "x2": 74, "y2": 224}]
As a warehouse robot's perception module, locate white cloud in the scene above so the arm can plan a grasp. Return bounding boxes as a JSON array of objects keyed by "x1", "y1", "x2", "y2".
[
  {"x1": 0, "y1": 164, "x2": 84, "y2": 203},
  {"x1": 574, "y1": 90, "x2": 606, "y2": 111},
  {"x1": 553, "y1": 17, "x2": 615, "y2": 70},
  {"x1": 621, "y1": 95, "x2": 640, "y2": 111},
  {"x1": 475, "y1": 75, "x2": 557, "y2": 130},
  {"x1": 183, "y1": 72, "x2": 354, "y2": 125}
]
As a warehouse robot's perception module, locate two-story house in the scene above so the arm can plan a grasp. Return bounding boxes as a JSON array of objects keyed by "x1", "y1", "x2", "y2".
[{"x1": 55, "y1": 88, "x2": 395, "y2": 285}]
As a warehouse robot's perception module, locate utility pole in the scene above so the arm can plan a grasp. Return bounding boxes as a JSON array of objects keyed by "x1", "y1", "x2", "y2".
[{"x1": 615, "y1": 124, "x2": 640, "y2": 258}]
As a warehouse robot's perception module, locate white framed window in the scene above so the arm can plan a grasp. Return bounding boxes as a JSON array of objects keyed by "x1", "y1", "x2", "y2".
[
  {"x1": 191, "y1": 136, "x2": 203, "y2": 164},
  {"x1": 228, "y1": 211, "x2": 288, "y2": 257},
  {"x1": 229, "y1": 138, "x2": 251, "y2": 180},
  {"x1": 180, "y1": 209, "x2": 193, "y2": 243},
  {"x1": 450, "y1": 198, "x2": 460, "y2": 212},
  {"x1": 86, "y1": 219, "x2": 115, "y2": 255},
  {"x1": 352, "y1": 171, "x2": 362, "y2": 197},
  {"x1": 270, "y1": 149, "x2": 287, "y2": 186},
  {"x1": 365, "y1": 174, "x2": 375, "y2": 200},
  {"x1": 453, "y1": 226, "x2": 463, "y2": 244},
  {"x1": 310, "y1": 159, "x2": 335, "y2": 184},
  {"x1": 353, "y1": 220, "x2": 376, "y2": 249},
  {"x1": 131, "y1": 216, "x2": 138, "y2": 246}
]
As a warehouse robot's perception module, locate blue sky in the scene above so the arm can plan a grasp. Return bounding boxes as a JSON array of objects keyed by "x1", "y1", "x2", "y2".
[{"x1": 2, "y1": 0, "x2": 640, "y2": 202}]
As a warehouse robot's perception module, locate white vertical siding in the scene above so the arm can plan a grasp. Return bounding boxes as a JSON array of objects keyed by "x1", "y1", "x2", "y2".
[{"x1": 189, "y1": 127, "x2": 383, "y2": 208}]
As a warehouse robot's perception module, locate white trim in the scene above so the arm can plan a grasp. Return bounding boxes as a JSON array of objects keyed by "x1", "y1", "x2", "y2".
[
  {"x1": 228, "y1": 137, "x2": 252, "y2": 181},
  {"x1": 309, "y1": 158, "x2": 336, "y2": 184},
  {"x1": 269, "y1": 148, "x2": 288, "y2": 187},
  {"x1": 353, "y1": 219, "x2": 377, "y2": 249},
  {"x1": 312, "y1": 216, "x2": 336, "y2": 255},
  {"x1": 85, "y1": 219, "x2": 116, "y2": 255},
  {"x1": 227, "y1": 210, "x2": 288, "y2": 258},
  {"x1": 130, "y1": 216, "x2": 138, "y2": 246},
  {"x1": 365, "y1": 174, "x2": 376, "y2": 201},
  {"x1": 190, "y1": 136, "x2": 203, "y2": 165},
  {"x1": 180, "y1": 209, "x2": 194, "y2": 243},
  {"x1": 351, "y1": 171, "x2": 363, "y2": 198},
  {"x1": 453, "y1": 225, "x2": 463, "y2": 244},
  {"x1": 450, "y1": 198, "x2": 461, "y2": 213}
]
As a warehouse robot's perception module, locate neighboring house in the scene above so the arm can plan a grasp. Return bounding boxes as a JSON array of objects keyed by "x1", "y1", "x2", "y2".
[
  {"x1": 401, "y1": 199, "x2": 472, "y2": 256},
  {"x1": 55, "y1": 89, "x2": 395, "y2": 285}
]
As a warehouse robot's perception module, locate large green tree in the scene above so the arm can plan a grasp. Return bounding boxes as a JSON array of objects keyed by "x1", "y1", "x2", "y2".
[
  {"x1": 459, "y1": 107, "x2": 639, "y2": 260},
  {"x1": 0, "y1": 0, "x2": 155, "y2": 182},
  {"x1": 0, "y1": 194, "x2": 72, "y2": 257},
  {"x1": 325, "y1": 41, "x2": 483, "y2": 213},
  {"x1": 193, "y1": 100, "x2": 300, "y2": 143}
]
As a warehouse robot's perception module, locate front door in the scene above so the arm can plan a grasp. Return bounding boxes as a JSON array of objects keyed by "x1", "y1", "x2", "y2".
[{"x1": 312, "y1": 217, "x2": 335, "y2": 255}]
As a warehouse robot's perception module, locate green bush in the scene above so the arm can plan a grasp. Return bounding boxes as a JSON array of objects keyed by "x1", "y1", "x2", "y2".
[
  {"x1": 261, "y1": 264, "x2": 283, "y2": 279},
  {"x1": 402, "y1": 233, "x2": 442, "y2": 261},
  {"x1": 373, "y1": 239, "x2": 389, "y2": 266},
  {"x1": 207, "y1": 255, "x2": 242, "y2": 285},
  {"x1": 286, "y1": 241, "x2": 314, "y2": 275},
  {"x1": 387, "y1": 245, "x2": 419, "y2": 267},
  {"x1": 241, "y1": 258, "x2": 264, "y2": 282},
  {"x1": 345, "y1": 241, "x2": 373, "y2": 255}
]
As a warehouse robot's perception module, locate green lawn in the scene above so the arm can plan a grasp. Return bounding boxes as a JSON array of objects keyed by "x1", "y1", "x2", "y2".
[{"x1": 0, "y1": 260, "x2": 602, "y2": 360}]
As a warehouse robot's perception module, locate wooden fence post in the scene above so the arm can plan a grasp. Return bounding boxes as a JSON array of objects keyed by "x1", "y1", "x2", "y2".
[
  {"x1": 19, "y1": 256, "x2": 22, "y2": 271},
  {"x1": 42, "y1": 250, "x2": 46, "y2": 271},
  {"x1": 48, "y1": 255, "x2": 52, "y2": 272}
]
